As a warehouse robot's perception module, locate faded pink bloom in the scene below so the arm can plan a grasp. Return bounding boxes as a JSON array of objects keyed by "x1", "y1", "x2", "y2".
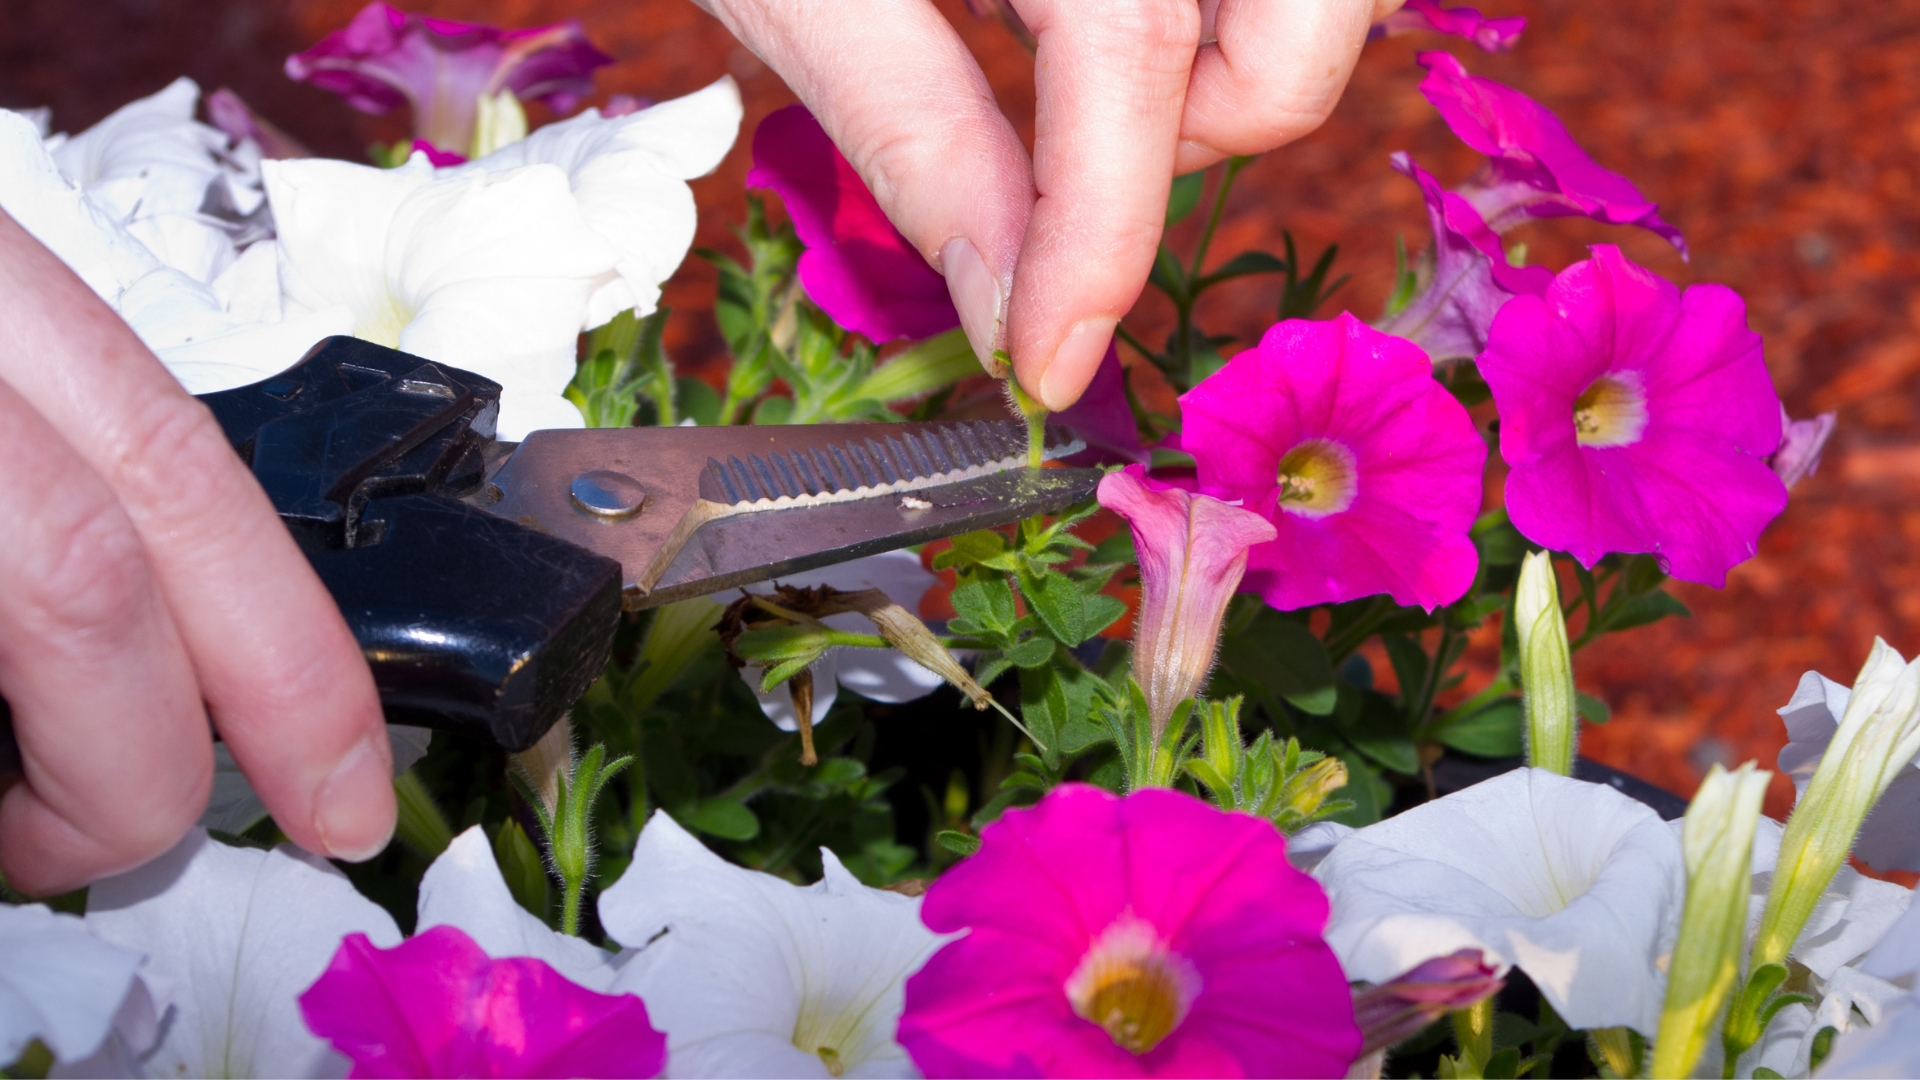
[
  {"x1": 1180, "y1": 313, "x2": 1486, "y2": 612},
  {"x1": 286, "y1": 2, "x2": 613, "y2": 156},
  {"x1": 1098, "y1": 464, "x2": 1276, "y2": 732},
  {"x1": 298, "y1": 925, "x2": 665, "y2": 1079},
  {"x1": 1377, "y1": 152, "x2": 1551, "y2": 363},
  {"x1": 1769, "y1": 405, "x2": 1837, "y2": 488},
  {"x1": 1370, "y1": 0, "x2": 1525, "y2": 52},
  {"x1": 1417, "y1": 51, "x2": 1687, "y2": 256},
  {"x1": 1476, "y1": 245, "x2": 1785, "y2": 585},
  {"x1": 1352, "y1": 950, "x2": 1503, "y2": 1056},
  {"x1": 899, "y1": 784, "x2": 1359, "y2": 1078}
]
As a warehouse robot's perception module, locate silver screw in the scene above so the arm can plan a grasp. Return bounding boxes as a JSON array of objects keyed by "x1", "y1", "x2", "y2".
[{"x1": 569, "y1": 470, "x2": 647, "y2": 520}]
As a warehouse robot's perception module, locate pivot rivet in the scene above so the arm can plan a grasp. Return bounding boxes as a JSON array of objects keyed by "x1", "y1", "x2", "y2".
[{"x1": 570, "y1": 470, "x2": 646, "y2": 520}]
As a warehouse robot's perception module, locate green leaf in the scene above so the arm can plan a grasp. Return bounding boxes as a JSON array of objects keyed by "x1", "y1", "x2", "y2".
[
  {"x1": 1621, "y1": 554, "x2": 1669, "y2": 596},
  {"x1": 676, "y1": 376, "x2": 721, "y2": 427},
  {"x1": 1383, "y1": 633, "x2": 1429, "y2": 712},
  {"x1": 1005, "y1": 636, "x2": 1056, "y2": 669},
  {"x1": 1019, "y1": 664, "x2": 1069, "y2": 757},
  {"x1": 1217, "y1": 607, "x2": 1335, "y2": 705},
  {"x1": 950, "y1": 577, "x2": 1018, "y2": 636},
  {"x1": 1081, "y1": 594, "x2": 1128, "y2": 641},
  {"x1": 1337, "y1": 686, "x2": 1420, "y2": 775},
  {"x1": 1286, "y1": 685, "x2": 1339, "y2": 716},
  {"x1": 1165, "y1": 170, "x2": 1206, "y2": 227},
  {"x1": 1471, "y1": 509, "x2": 1528, "y2": 567},
  {"x1": 1432, "y1": 698, "x2": 1523, "y2": 758},
  {"x1": 1020, "y1": 568, "x2": 1088, "y2": 646},
  {"x1": 851, "y1": 328, "x2": 980, "y2": 403},
  {"x1": 684, "y1": 798, "x2": 760, "y2": 840},
  {"x1": 1327, "y1": 750, "x2": 1391, "y2": 827},
  {"x1": 1194, "y1": 250, "x2": 1289, "y2": 290},
  {"x1": 936, "y1": 830, "x2": 981, "y2": 856},
  {"x1": 1090, "y1": 530, "x2": 1136, "y2": 566},
  {"x1": 750, "y1": 394, "x2": 793, "y2": 425},
  {"x1": 1599, "y1": 589, "x2": 1690, "y2": 634},
  {"x1": 494, "y1": 820, "x2": 550, "y2": 919},
  {"x1": 934, "y1": 530, "x2": 1016, "y2": 572},
  {"x1": 1576, "y1": 692, "x2": 1611, "y2": 724},
  {"x1": 1483, "y1": 1046, "x2": 1523, "y2": 1080}
]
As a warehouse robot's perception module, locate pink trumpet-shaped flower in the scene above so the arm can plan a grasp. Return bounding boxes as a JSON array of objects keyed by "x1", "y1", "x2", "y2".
[
  {"x1": 1377, "y1": 152, "x2": 1551, "y2": 363},
  {"x1": 1351, "y1": 950, "x2": 1504, "y2": 1057},
  {"x1": 1476, "y1": 245, "x2": 1786, "y2": 586},
  {"x1": 1370, "y1": 0, "x2": 1525, "y2": 52},
  {"x1": 1180, "y1": 313, "x2": 1486, "y2": 612},
  {"x1": 1416, "y1": 51, "x2": 1687, "y2": 256},
  {"x1": 1769, "y1": 405, "x2": 1837, "y2": 488},
  {"x1": 898, "y1": 784, "x2": 1360, "y2": 1078},
  {"x1": 286, "y1": 3, "x2": 613, "y2": 157},
  {"x1": 1098, "y1": 465, "x2": 1275, "y2": 732},
  {"x1": 299, "y1": 925, "x2": 665, "y2": 1079}
]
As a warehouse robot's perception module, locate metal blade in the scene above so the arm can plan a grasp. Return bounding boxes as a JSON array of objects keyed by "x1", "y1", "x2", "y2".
[{"x1": 472, "y1": 420, "x2": 1098, "y2": 608}]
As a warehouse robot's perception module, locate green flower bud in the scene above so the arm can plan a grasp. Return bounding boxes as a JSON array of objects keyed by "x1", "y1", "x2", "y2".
[{"x1": 1516, "y1": 550, "x2": 1576, "y2": 776}]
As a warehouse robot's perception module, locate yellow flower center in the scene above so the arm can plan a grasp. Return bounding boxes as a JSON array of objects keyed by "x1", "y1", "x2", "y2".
[
  {"x1": 1573, "y1": 373, "x2": 1649, "y2": 448},
  {"x1": 1275, "y1": 438, "x2": 1358, "y2": 518},
  {"x1": 1064, "y1": 915, "x2": 1201, "y2": 1055}
]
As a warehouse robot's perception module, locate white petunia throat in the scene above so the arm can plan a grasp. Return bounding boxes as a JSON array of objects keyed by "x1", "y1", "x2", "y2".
[
  {"x1": 1573, "y1": 371, "x2": 1649, "y2": 448},
  {"x1": 1064, "y1": 913, "x2": 1203, "y2": 1055},
  {"x1": 1277, "y1": 438, "x2": 1358, "y2": 518}
]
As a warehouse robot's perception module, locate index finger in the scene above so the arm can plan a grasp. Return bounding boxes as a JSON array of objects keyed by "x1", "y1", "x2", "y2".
[
  {"x1": 0, "y1": 213, "x2": 395, "y2": 863},
  {"x1": 1004, "y1": 0, "x2": 1202, "y2": 411}
]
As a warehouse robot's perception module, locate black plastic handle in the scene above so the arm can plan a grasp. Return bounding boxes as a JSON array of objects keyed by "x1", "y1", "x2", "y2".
[{"x1": 196, "y1": 337, "x2": 621, "y2": 751}]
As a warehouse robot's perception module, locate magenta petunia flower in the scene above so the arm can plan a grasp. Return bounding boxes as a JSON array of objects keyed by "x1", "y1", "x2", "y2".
[
  {"x1": 1058, "y1": 343, "x2": 1150, "y2": 465},
  {"x1": 286, "y1": 3, "x2": 613, "y2": 156},
  {"x1": 1377, "y1": 152, "x2": 1551, "y2": 363},
  {"x1": 897, "y1": 784, "x2": 1359, "y2": 1078},
  {"x1": 746, "y1": 105, "x2": 957, "y2": 344},
  {"x1": 1178, "y1": 313, "x2": 1486, "y2": 612},
  {"x1": 298, "y1": 925, "x2": 665, "y2": 1079},
  {"x1": 1370, "y1": 0, "x2": 1525, "y2": 52},
  {"x1": 1098, "y1": 465, "x2": 1276, "y2": 733},
  {"x1": 1476, "y1": 245, "x2": 1786, "y2": 586},
  {"x1": 1416, "y1": 51, "x2": 1686, "y2": 257}
]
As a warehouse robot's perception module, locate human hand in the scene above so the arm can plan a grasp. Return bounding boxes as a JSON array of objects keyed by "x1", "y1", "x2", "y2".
[
  {"x1": 0, "y1": 212, "x2": 395, "y2": 895},
  {"x1": 695, "y1": 0, "x2": 1398, "y2": 410}
]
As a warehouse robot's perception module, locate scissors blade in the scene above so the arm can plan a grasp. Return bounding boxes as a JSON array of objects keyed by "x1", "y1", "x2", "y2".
[{"x1": 473, "y1": 420, "x2": 1099, "y2": 608}]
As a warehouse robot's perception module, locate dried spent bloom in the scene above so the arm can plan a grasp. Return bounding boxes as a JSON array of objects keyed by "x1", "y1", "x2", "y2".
[
  {"x1": 300, "y1": 925, "x2": 665, "y2": 1079},
  {"x1": 600, "y1": 811, "x2": 942, "y2": 1078},
  {"x1": 286, "y1": 2, "x2": 613, "y2": 158},
  {"x1": 1416, "y1": 51, "x2": 1686, "y2": 256},
  {"x1": 1316, "y1": 768, "x2": 1684, "y2": 1034},
  {"x1": 898, "y1": 785, "x2": 1359, "y2": 1078},
  {"x1": 1369, "y1": 0, "x2": 1525, "y2": 51},
  {"x1": 747, "y1": 105, "x2": 960, "y2": 346},
  {"x1": 1476, "y1": 245, "x2": 1786, "y2": 586},
  {"x1": 1769, "y1": 404, "x2": 1838, "y2": 489},
  {"x1": 1097, "y1": 465, "x2": 1276, "y2": 734},
  {"x1": 1376, "y1": 153, "x2": 1551, "y2": 364},
  {"x1": 1351, "y1": 950, "x2": 1503, "y2": 1058},
  {"x1": 1180, "y1": 312, "x2": 1486, "y2": 611}
]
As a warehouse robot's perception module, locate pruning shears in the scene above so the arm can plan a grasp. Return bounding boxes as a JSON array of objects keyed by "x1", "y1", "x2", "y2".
[{"x1": 0, "y1": 337, "x2": 1099, "y2": 767}]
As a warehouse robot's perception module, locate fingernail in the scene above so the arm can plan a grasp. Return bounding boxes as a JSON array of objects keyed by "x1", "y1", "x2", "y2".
[
  {"x1": 1038, "y1": 317, "x2": 1118, "y2": 411},
  {"x1": 313, "y1": 735, "x2": 394, "y2": 862},
  {"x1": 941, "y1": 238, "x2": 1007, "y2": 376}
]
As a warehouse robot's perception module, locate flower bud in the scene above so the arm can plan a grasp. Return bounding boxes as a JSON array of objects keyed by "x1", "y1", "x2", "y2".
[
  {"x1": 1653, "y1": 761, "x2": 1770, "y2": 1080},
  {"x1": 1515, "y1": 550, "x2": 1575, "y2": 775},
  {"x1": 470, "y1": 89, "x2": 528, "y2": 158},
  {"x1": 1352, "y1": 949, "x2": 1504, "y2": 1057},
  {"x1": 1282, "y1": 756, "x2": 1349, "y2": 823}
]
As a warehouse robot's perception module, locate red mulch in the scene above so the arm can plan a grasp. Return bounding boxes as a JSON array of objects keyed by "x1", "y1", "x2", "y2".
[{"x1": 9, "y1": 0, "x2": 1920, "y2": 817}]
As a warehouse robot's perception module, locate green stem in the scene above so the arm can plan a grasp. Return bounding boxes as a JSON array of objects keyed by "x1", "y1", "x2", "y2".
[
  {"x1": 559, "y1": 878, "x2": 583, "y2": 936},
  {"x1": 1188, "y1": 156, "x2": 1248, "y2": 283},
  {"x1": 1008, "y1": 377, "x2": 1048, "y2": 468},
  {"x1": 1427, "y1": 676, "x2": 1515, "y2": 737},
  {"x1": 1324, "y1": 595, "x2": 1395, "y2": 665}
]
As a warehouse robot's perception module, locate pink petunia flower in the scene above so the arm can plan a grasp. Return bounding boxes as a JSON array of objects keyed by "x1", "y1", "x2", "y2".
[
  {"x1": 1377, "y1": 152, "x2": 1551, "y2": 363},
  {"x1": 1416, "y1": 51, "x2": 1687, "y2": 257},
  {"x1": 298, "y1": 925, "x2": 665, "y2": 1079},
  {"x1": 286, "y1": 2, "x2": 613, "y2": 157},
  {"x1": 1476, "y1": 245, "x2": 1786, "y2": 586},
  {"x1": 1179, "y1": 313, "x2": 1486, "y2": 612},
  {"x1": 1097, "y1": 465, "x2": 1275, "y2": 734},
  {"x1": 1370, "y1": 0, "x2": 1525, "y2": 52},
  {"x1": 897, "y1": 784, "x2": 1359, "y2": 1078}
]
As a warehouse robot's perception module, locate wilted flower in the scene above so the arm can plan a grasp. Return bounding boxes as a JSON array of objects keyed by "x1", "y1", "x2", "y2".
[
  {"x1": 599, "y1": 811, "x2": 942, "y2": 1078},
  {"x1": 1370, "y1": 0, "x2": 1525, "y2": 51},
  {"x1": 1316, "y1": 767, "x2": 1685, "y2": 1034},
  {"x1": 898, "y1": 784, "x2": 1359, "y2": 1078},
  {"x1": 1778, "y1": 669, "x2": 1920, "y2": 873},
  {"x1": 286, "y1": 2, "x2": 613, "y2": 158},
  {"x1": 1376, "y1": 153, "x2": 1551, "y2": 363},
  {"x1": 1476, "y1": 244, "x2": 1786, "y2": 586},
  {"x1": 1096, "y1": 464, "x2": 1276, "y2": 733},
  {"x1": 299, "y1": 926, "x2": 664, "y2": 1079},
  {"x1": 0, "y1": 903, "x2": 143, "y2": 1068},
  {"x1": 1351, "y1": 950, "x2": 1504, "y2": 1058},
  {"x1": 1180, "y1": 313, "x2": 1486, "y2": 611},
  {"x1": 264, "y1": 153, "x2": 617, "y2": 439},
  {"x1": 449, "y1": 78, "x2": 742, "y2": 329},
  {"x1": 1416, "y1": 51, "x2": 1687, "y2": 255},
  {"x1": 1769, "y1": 405, "x2": 1838, "y2": 489}
]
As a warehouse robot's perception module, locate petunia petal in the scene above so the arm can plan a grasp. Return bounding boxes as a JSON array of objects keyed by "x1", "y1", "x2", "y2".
[{"x1": 0, "y1": 904, "x2": 142, "y2": 1066}]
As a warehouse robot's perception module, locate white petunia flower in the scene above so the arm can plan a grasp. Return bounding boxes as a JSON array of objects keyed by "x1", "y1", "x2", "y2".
[
  {"x1": 199, "y1": 725, "x2": 433, "y2": 836},
  {"x1": 66, "y1": 829, "x2": 402, "y2": 1079},
  {"x1": 450, "y1": 77, "x2": 742, "y2": 328},
  {"x1": 737, "y1": 550, "x2": 947, "y2": 731},
  {"x1": 414, "y1": 825, "x2": 618, "y2": 992},
  {"x1": 1785, "y1": 898, "x2": 1920, "y2": 1079},
  {"x1": 1778, "y1": 670, "x2": 1920, "y2": 873},
  {"x1": 1315, "y1": 767, "x2": 1685, "y2": 1034},
  {"x1": 0, "y1": 904, "x2": 142, "y2": 1068},
  {"x1": 265, "y1": 153, "x2": 618, "y2": 440},
  {"x1": 599, "y1": 810, "x2": 943, "y2": 1078},
  {"x1": 1744, "y1": 816, "x2": 1912, "y2": 981}
]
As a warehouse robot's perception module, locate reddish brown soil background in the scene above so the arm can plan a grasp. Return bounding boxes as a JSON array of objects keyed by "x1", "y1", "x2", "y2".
[{"x1": 9, "y1": 0, "x2": 1919, "y2": 817}]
